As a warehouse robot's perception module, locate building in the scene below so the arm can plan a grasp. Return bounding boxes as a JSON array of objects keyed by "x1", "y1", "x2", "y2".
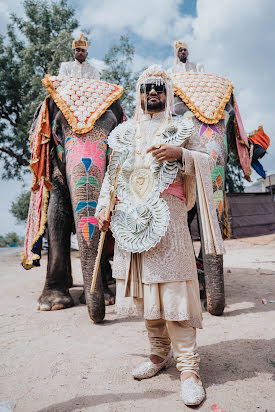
[{"x1": 245, "y1": 173, "x2": 275, "y2": 201}]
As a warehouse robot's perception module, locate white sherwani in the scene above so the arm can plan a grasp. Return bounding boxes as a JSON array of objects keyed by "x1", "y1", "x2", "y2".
[
  {"x1": 58, "y1": 59, "x2": 100, "y2": 79},
  {"x1": 167, "y1": 60, "x2": 204, "y2": 74},
  {"x1": 96, "y1": 112, "x2": 212, "y2": 328}
]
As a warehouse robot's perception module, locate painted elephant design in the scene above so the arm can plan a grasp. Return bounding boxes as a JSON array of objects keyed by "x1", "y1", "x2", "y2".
[
  {"x1": 25, "y1": 93, "x2": 123, "y2": 323},
  {"x1": 173, "y1": 93, "x2": 245, "y2": 315}
]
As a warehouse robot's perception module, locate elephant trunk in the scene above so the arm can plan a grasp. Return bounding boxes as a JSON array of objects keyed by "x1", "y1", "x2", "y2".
[{"x1": 65, "y1": 134, "x2": 107, "y2": 322}]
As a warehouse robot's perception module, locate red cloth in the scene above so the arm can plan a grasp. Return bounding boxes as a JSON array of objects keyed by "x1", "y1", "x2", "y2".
[
  {"x1": 21, "y1": 97, "x2": 52, "y2": 269},
  {"x1": 163, "y1": 181, "x2": 186, "y2": 201},
  {"x1": 233, "y1": 96, "x2": 251, "y2": 180},
  {"x1": 249, "y1": 127, "x2": 270, "y2": 150}
]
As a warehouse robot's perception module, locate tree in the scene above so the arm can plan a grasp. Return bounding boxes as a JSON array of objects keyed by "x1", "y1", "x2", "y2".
[
  {"x1": 10, "y1": 190, "x2": 31, "y2": 223},
  {"x1": 0, "y1": 232, "x2": 24, "y2": 247},
  {"x1": 0, "y1": 0, "x2": 78, "y2": 179},
  {"x1": 225, "y1": 153, "x2": 245, "y2": 193},
  {"x1": 102, "y1": 35, "x2": 141, "y2": 117}
]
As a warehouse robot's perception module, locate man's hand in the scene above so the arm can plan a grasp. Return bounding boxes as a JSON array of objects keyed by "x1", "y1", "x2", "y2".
[
  {"x1": 97, "y1": 208, "x2": 110, "y2": 232},
  {"x1": 146, "y1": 144, "x2": 182, "y2": 162}
]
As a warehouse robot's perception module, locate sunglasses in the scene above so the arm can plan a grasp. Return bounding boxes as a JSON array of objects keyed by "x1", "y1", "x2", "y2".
[{"x1": 140, "y1": 84, "x2": 166, "y2": 94}]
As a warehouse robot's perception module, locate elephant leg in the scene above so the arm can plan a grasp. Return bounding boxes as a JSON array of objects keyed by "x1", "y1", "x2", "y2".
[
  {"x1": 79, "y1": 239, "x2": 115, "y2": 307},
  {"x1": 77, "y1": 233, "x2": 105, "y2": 323},
  {"x1": 37, "y1": 179, "x2": 74, "y2": 311},
  {"x1": 196, "y1": 199, "x2": 225, "y2": 316},
  {"x1": 203, "y1": 254, "x2": 225, "y2": 315},
  {"x1": 101, "y1": 239, "x2": 115, "y2": 306}
]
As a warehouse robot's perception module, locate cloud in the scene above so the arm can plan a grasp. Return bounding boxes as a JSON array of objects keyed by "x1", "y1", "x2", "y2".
[
  {"x1": 77, "y1": 0, "x2": 193, "y2": 45},
  {"x1": 0, "y1": 0, "x2": 24, "y2": 35},
  {"x1": 89, "y1": 57, "x2": 105, "y2": 73},
  {"x1": 189, "y1": 0, "x2": 275, "y2": 175}
]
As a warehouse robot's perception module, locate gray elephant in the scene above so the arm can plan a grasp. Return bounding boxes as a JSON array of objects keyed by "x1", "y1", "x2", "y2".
[
  {"x1": 23, "y1": 75, "x2": 123, "y2": 323},
  {"x1": 173, "y1": 92, "x2": 243, "y2": 315}
]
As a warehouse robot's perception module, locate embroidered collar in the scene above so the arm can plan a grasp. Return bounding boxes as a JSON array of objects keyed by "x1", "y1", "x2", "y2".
[
  {"x1": 74, "y1": 59, "x2": 87, "y2": 66},
  {"x1": 140, "y1": 112, "x2": 167, "y2": 121}
]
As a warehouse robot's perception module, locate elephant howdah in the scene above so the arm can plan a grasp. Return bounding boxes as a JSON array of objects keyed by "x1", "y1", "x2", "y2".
[{"x1": 22, "y1": 75, "x2": 124, "y2": 322}]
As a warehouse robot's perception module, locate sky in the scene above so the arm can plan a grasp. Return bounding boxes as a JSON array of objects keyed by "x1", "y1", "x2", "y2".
[{"x1": 0, "y1": 0, "x2": 275, "y2": 235}]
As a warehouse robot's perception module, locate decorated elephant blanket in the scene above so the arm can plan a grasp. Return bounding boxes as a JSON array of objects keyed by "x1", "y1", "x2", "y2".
[
  {"x1": 171, "y1": 72, "x2": 251, "y2": 179},
  {"x1": 42, "y1": 75, "x2": 123, "y2": 134},
  {"x1": 21, "y1": 96, "x2": 52, "y2": 269},
  {"x1": 22, "y1": 76, "x2": 124, "y2": 269}
]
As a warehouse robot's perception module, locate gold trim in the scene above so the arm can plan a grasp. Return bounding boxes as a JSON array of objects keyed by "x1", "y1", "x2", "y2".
[
  {"x1": 172, "y1": 74, "x2": 234, "y2": 124},
  {"x1": 223, "y1": 193, "x2": 231, "y2": 239},
  {"x1": 21, "y1": 187, "x2": 50, "y2": 269},
  {"x1": 42, "y1": 75, "x2": 123, "y2": 134}
]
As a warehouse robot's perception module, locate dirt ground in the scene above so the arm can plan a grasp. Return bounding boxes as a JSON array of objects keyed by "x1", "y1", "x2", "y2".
[{"x1": 1, "y1": 235, "x2": 275, "y2": 412}]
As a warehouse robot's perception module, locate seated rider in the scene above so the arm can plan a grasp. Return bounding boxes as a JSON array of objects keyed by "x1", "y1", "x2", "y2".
[
  {"x1": 59, "y1": 33, "x2": 100, "y2": 80},
  {"x1": 167, "y1": 40, "x2": 204, "y2": 74}
]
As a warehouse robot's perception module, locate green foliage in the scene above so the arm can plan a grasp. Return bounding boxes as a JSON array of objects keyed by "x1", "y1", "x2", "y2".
[
  {"x1": 10, "y1": 190, "x2": 31, "y2": 222},
  {"x1": 0, "y1": 0, "x2": 78, "y2": 179},
  {"x1": 102, "y1": 35, "x2": 141, "y2": 117},
  {"x1": 0, "y1": 232, "x2": 24, "y2": 247},
  {"x1": 225, "y1": 153, "x2": 245, "y2": 193}
]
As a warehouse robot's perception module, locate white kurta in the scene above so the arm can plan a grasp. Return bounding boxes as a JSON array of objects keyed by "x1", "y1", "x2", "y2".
[
  {"x1": 58, "y1": 60, "x2": 100, "y2": 79},
  {"x1": 167, "y1": 61, "x2": 204, "y2": 74}
]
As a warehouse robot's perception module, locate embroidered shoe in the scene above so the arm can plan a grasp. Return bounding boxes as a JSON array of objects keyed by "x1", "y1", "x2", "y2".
[
  {"x1": 180, "y1": 377, "x2": 206, "y2": 406},
  {"x1": 132, "y1": 350, "x2": 173, "y2": 380}
]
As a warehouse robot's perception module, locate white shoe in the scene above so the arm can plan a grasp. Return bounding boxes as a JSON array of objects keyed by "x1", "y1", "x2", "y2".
[
  {"x1": 180, "y1": 377, "x2": 206, "y2": 406},
  {"x1": 132, "y1": 350, "x2": 173, "y2": 380}
]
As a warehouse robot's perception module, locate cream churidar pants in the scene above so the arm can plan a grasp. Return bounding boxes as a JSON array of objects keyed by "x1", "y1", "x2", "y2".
[{"x1": 145, "y1": 318, "x2": 200, "y2": 377}]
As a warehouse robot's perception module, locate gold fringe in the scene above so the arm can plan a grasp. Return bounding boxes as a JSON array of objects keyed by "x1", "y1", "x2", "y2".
[
  {"x1": 223, "y1": 192, "x2": 231, "y2": 239},
  {"x1": 21, "y1": 96, "x2": 52, "y2": 269},
  {"x1": 173, "y1": 75, "x2": 234, "y2": 125},
  {"x1": 29, "y1": 96, "x2": 52, "y2": 190},
  {"x1": 21, "y1": 187, "x2": 50, "y2": 269},
  {"x1": 42, "y1": 74, "x2": 123, "y2": 134}
]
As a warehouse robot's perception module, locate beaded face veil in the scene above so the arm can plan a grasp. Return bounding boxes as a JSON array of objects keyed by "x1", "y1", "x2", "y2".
[{"x1": 135, "y1": 65, "x2": 174, "y2": 127}]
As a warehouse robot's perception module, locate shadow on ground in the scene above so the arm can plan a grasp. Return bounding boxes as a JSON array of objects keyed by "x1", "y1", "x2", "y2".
[
  {"x1": 199, "y1": 337, "x2": 275, "y2": 387},
  {"x1": 127, "y1": 338, "x2": 275, "y2": 390},
  {"x1": 37, "y1": 389, "x2": 173, "y2": 412}
]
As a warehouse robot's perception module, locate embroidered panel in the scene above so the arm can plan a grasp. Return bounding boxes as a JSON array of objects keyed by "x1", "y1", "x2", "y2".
[
  {"x1": 171, "y1": 72, "x2": 233, "y2": 124},
  {"x1": 42, "y1": 75, "x2": 123, "y2": 134}
]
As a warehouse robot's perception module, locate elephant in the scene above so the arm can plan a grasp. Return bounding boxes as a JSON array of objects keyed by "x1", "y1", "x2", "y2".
[
  {"x1": 35, "y1": 95, "x2": 123, "y2": 323},
  {"x1": 31, "y1": 73, "x2": 258, "y2": 320},
  {"x1": 173, "y1": 93, "x2": 241, "y2": 315}
]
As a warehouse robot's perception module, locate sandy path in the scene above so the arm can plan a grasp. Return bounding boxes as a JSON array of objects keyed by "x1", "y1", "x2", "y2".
[{"x1": 0, "y1": 235, "x2": 275, "y2": 412}]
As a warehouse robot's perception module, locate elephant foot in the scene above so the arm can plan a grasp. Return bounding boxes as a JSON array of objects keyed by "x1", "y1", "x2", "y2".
[
  {"x1": 37, "y1": 289, "x2": 74, "y2": 311},
  {"x1": 78, "y1": 288, "x2": 115, "y2": 306},
  {"x1": 104, "y1": 286, "x2": 115, "y2": 306}
]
